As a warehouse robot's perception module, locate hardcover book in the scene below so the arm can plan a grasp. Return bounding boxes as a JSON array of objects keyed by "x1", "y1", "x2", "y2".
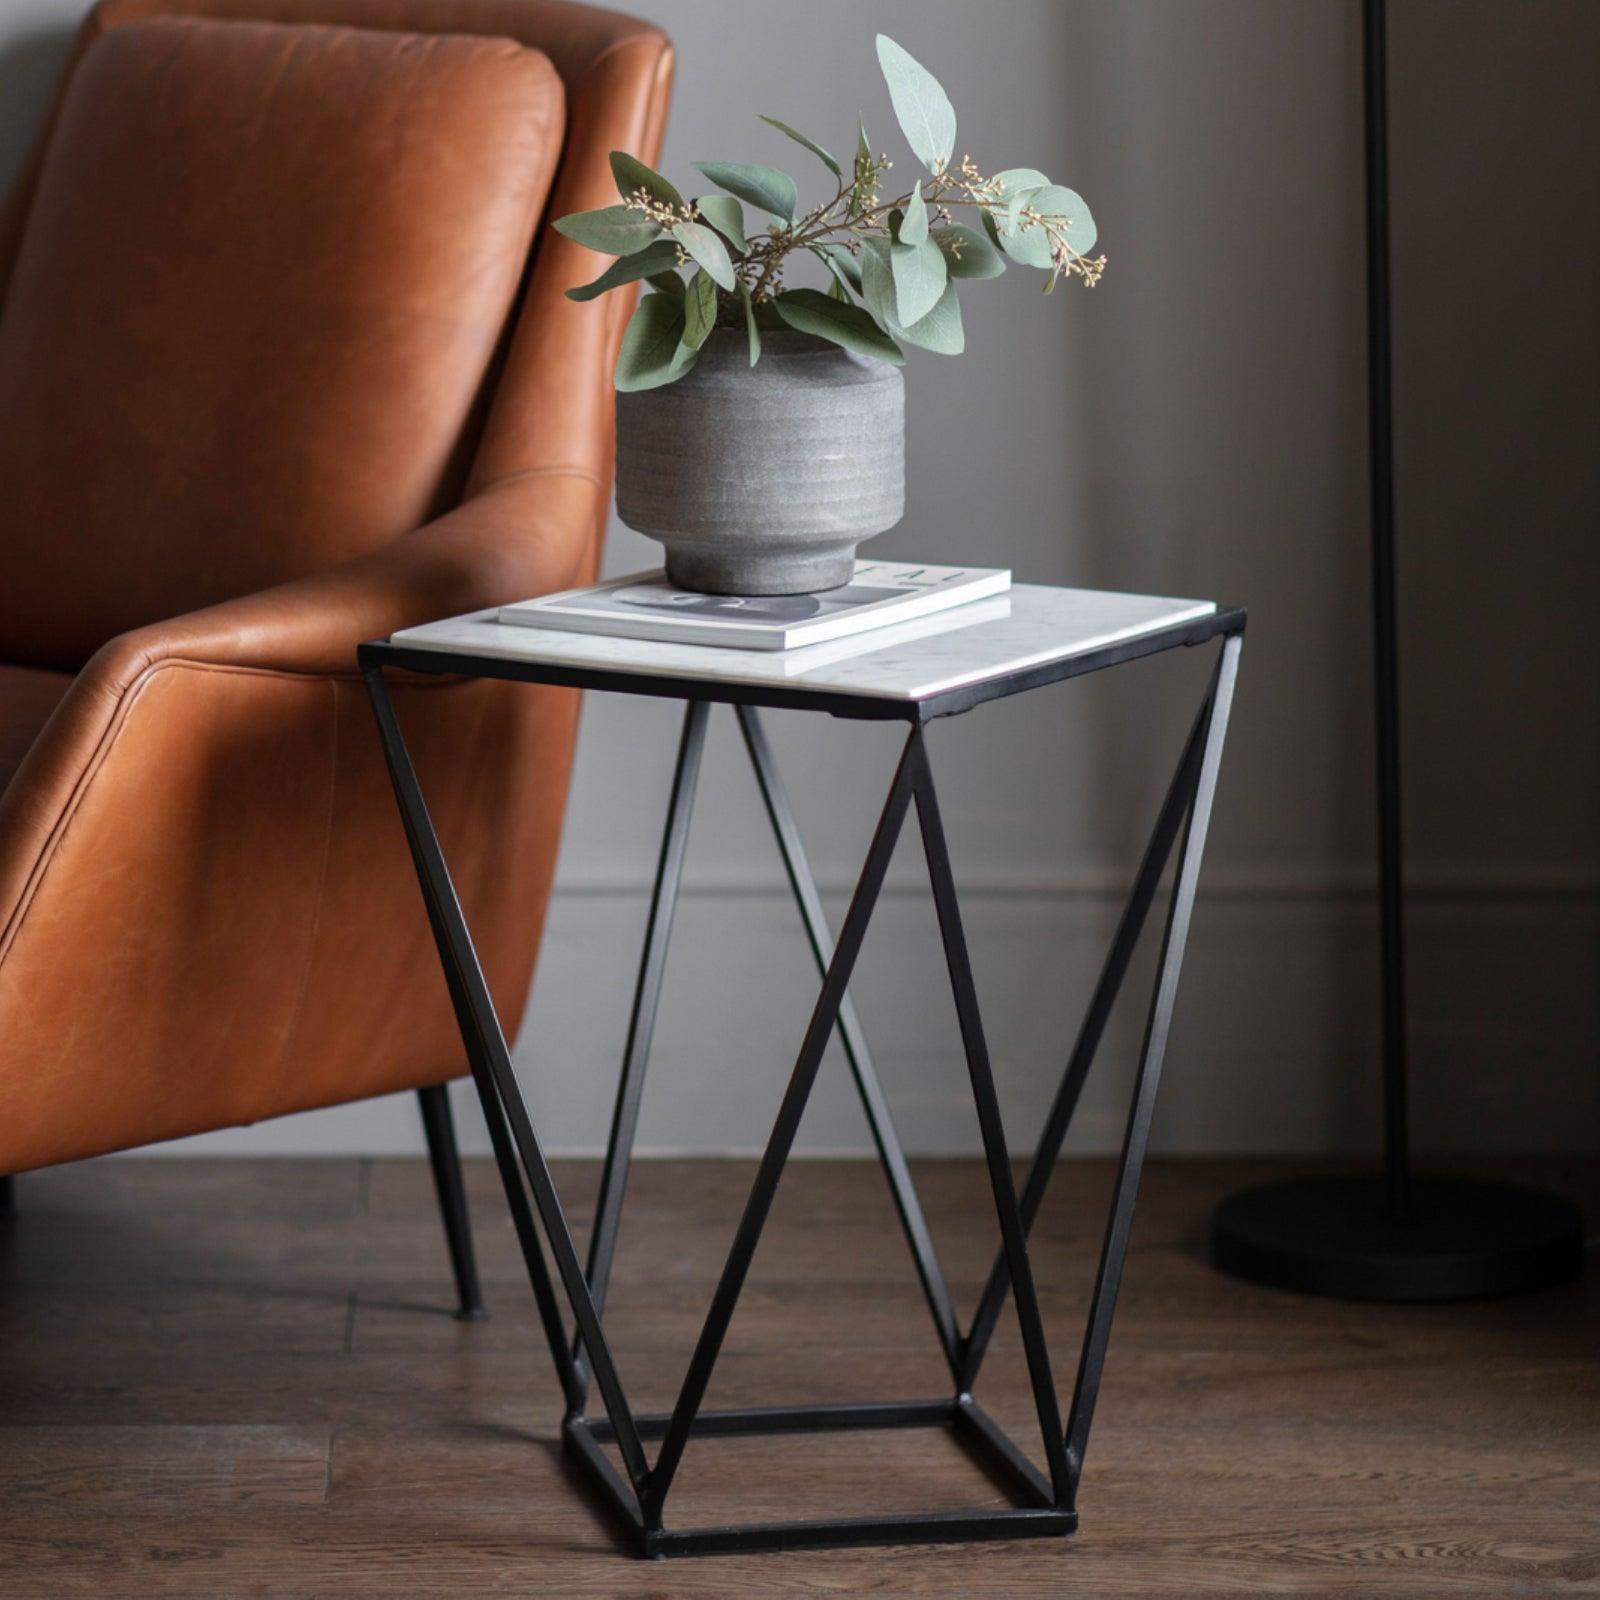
[{"x1": 496, "y1": 561, "x2": 1011, "y2": 652}]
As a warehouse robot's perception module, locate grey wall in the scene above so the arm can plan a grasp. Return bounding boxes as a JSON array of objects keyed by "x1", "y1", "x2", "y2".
[{"x1": 3, "y1": 1, "x2": 1595, "y2": 1159}]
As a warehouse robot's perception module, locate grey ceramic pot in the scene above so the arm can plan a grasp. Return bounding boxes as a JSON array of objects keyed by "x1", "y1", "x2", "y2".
[{"x1": 615, "y1": 327, "x2": 905, "y2": 594}]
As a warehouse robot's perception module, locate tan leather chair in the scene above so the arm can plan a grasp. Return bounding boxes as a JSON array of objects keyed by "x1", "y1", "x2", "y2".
[{"x1": 0, "y1": 0, "x2": 672, "y2": 1313}]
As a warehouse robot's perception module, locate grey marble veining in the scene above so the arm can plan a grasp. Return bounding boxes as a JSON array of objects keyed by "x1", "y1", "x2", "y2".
[{"x1": 389, "y1": 584, "x2": 1218, "y2": 704}]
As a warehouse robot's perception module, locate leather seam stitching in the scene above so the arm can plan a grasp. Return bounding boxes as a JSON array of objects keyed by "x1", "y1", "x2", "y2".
[
  {"x1": 0, "y1": 665, "x2": 164, "y2": 966},
  {"x1": 0, "y1": 659, "x2": 465, "y2": 969},
  {"x1": 490, "y1": 463, "x2": 606, "y2": 492}
]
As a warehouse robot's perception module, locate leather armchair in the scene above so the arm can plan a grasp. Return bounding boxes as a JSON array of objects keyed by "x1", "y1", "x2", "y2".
[{"x1": 0, "y1": 0, "x2": 672, "y2": 1262}]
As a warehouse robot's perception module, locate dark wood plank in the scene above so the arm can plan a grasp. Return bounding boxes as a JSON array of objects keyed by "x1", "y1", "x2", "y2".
[
  {"x1": 0, "y1": 1155, "x2": 1593, "y2": 1596},
  {"x1": 0, "y1": 1425, "x2": 331, "y2": 1509}
]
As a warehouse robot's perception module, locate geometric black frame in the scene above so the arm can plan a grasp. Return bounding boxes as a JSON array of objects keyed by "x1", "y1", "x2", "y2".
[{"x1": 359, "y1": 607, "x2": 1242, "y2": 1558}]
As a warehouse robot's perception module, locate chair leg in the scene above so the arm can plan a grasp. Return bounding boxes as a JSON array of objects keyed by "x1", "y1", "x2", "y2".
[
  {"x1": 417, "y1": 1084, "x2": 487, "y2": 1321},
  {"x1": 0, "y1": 1175, "x2": 12, "y2": 1218}
]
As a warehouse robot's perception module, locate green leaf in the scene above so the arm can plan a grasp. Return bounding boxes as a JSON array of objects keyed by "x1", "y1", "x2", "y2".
[
  {"x1": 553, "y1": 205, "x2": 662, "y2": 257},
  {"x1": 774, "y1": 288, "x2": 904, "y2": 365},
  {"x1": 1025, "y1": 184, "x2": 1098, "y2": 255},
  {"x1": 860, "y1": 237, "x2": 896, "y2": 331},
  {"x1": 565, "y1": 239, "x2": 682, "y2": 301},
  {"x1": 693, "y1": 160, "x2": 797, "y2": 221},
  {"x1": 993, "y1": 167, "x2": 1050, "y2": 201},
  {"x1": 890, "y1": 235, "x2": 947, "y2": 324},
  {"x1": 758, "y1": 115, "x2": 840, "y2": 177},
  {"x1": 671, "y1": 220, "x2": 736, "y2": 290},
  {"x1": 932, "y1": 223, "x2": 1005, "y2": 279},
  {"x1": 857, "y1": 116, "x2": 872, "y2": 171},
  {"x1": 695, "y1": 194, "x2": 746, "y2": 252},
  {"x1": 988, "y1": 169, "x2": 1054, "y2": 266},
  {"x1": 647, "y1": 271, "x2": 685, "y2": 298},
  {"x1": 738, "y1": 283, "x2": 761, "y2": 366},
  {"x1": 980, "y1": 209, "x2": 1003, "y2": 249},
  {"x1": 899, "y1": 185, "x2": 929, "y2": 245},
  {"x1": 861, "y1": 238, "x2": 962, "y2": 354},
  {"x1": 610, "y1": 150, "x2": 683, "y2": 212},
  {"x1": 875, "y1": 34, "x2": 956, "y2": 174},
  {"x1": 614, "y1": 293, "x2": 698, "y2": 391},
  {"x1": 995, "y1": 222, "x2": 1051, "y2": 269},
  {"x1": 814, "y1": 242, "x2": 862, "y2": 293},
  {"x1": 809, "y1": 244, "x2": 859, "y2": 299},
  {"x1": 994, "y1": 215, "x2": 1050, "y2": 268},
  {"x1": 682, "y1": 269, "x2": 718, "y2": 349},
  {"x1": 896, "y1": 278, "x2": 964, "y2": 354}
]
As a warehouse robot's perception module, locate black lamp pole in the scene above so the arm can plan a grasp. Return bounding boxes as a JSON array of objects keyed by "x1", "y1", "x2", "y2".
[
  {"x1": 1209, "y1": 0, "x2": 1585, "y2": 1301},
  {"x1": 1362, "y1": 0, "x2": 1411, "y2": 1226}
]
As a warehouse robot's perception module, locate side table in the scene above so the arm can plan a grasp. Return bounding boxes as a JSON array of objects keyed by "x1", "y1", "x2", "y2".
[{"x1": 360, "y1": 582, "x2": 1244, "y2": 1558}]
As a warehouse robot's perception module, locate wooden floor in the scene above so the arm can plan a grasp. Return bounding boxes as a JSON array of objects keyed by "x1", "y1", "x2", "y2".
[{"x1": 0, "y1": 1155, "x2": 1595, "y2": 1597}]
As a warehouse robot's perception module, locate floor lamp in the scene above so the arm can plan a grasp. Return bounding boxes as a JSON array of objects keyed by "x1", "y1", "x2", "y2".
[{"x1": 1210, "y1": 0, "x2": 1586, "y2": 1300}]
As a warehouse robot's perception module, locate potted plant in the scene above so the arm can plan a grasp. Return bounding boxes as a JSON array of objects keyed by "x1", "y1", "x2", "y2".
[{"x1": 556, "y1": 35, "x2": 1105, "y2": 595}]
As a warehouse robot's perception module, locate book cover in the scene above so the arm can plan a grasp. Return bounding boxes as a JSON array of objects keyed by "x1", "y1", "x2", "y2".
[{"x1": 496, "y1": 561, "x2": 1012, "y2": 652}]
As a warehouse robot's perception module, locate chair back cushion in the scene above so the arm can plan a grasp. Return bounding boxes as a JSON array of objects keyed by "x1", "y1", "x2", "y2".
[{"x1": 0, "y1": 16, "x2": 563, "y2": 669}]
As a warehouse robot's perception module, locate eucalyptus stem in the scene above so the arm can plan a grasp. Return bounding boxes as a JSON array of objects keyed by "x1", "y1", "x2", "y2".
[
  {"x1": 557, "y1": 33, "x2": 1106, "y2": 390},
  {"x1": 732, "y1": 167, "x2": 1098, "y2": 306}
]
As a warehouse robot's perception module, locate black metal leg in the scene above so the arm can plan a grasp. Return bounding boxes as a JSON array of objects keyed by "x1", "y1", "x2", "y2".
[
  {"x1": 0, "y1": 1175, "x2": 12, "y2": 1218},
  {"x1": 735, "y1": 705, "x2": 963, "y2": 1378},
  {"x1": 430, "y1": 927, "x2": 577, "y2": 1404},
  {"x1": 643, "y1": 726, "x2": 922, "y2": 1522},
  {"x1": 364, "y1": 667, "x2": 634, "y2": 1471},
  {"x1": 361, "y1": 638, "x2": 1240, "y2": 1559},
  {"x1": 907, "y1": 731, "x2": 1072, "y2": 1507},
  {"x1": 958, "y1": 680, "x2": 1217, "y2": 1389},
  {"x1": 416, "y1": 1083, "x2": 487, "y2": 1321},
  {"x1": 943, "y1": 639, "x2": 1239, "y2": 1501},
  {"x1": 574, "y1": 700, "x2": 709, "y2": 1396},
  {"x1": 1061, "y1": 635, "x2": 1239, "y2": 1486}
]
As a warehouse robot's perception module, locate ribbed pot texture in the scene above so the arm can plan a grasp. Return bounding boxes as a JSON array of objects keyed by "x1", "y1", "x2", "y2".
[{"x1": 615, "y1": 327, "x2": 906, "y2": 594}]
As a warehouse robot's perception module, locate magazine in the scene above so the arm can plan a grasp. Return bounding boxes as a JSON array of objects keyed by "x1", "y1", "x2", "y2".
[{"x1": 496, "y1": 561, "x2": 1011, "y2": 652}]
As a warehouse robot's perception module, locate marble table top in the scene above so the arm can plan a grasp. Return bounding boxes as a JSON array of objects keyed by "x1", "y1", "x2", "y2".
[{"x1": 388, "y1": 584, "x2": 1223, "y2": 708}]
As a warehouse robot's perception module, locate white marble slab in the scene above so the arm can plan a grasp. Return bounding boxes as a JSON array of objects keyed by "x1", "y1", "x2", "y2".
[{"x1": 389, "y1": 584, "x2": 1218, "y2": 703}]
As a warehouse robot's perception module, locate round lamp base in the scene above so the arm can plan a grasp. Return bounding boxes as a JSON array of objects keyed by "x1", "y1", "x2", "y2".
[{"x1": 1213, "y1": 1175, "x2": 1586, "y2": 1302}]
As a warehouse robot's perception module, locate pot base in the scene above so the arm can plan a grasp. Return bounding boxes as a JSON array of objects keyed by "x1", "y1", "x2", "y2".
[{"x1": 664, "y1": 542, "x2": 859, "y2": 597}]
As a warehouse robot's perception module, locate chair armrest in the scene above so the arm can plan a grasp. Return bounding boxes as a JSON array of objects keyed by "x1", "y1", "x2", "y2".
[
  {"x1": 84, "y1": 468, "x2": 602, "y2": 690},
  {"x1": 0, "y1": 466, "x2": 601, "y2": 984},
  {"x1": 0, "y1": 468, "x2": 605, "y2": 1167}
]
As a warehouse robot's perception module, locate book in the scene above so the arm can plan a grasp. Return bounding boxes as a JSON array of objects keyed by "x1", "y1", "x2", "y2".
[
  {"x1": 495, "y1": 561, "x2": 1011, "y2": 652},
  {"x1": 767, "y1": 594, "x2": 1013, "y2": 676}
]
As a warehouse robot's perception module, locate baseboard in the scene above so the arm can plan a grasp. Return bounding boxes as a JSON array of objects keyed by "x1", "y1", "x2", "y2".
[{"x1": 142, "y1": 874, "x2": 1599, "y2": 1159}]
